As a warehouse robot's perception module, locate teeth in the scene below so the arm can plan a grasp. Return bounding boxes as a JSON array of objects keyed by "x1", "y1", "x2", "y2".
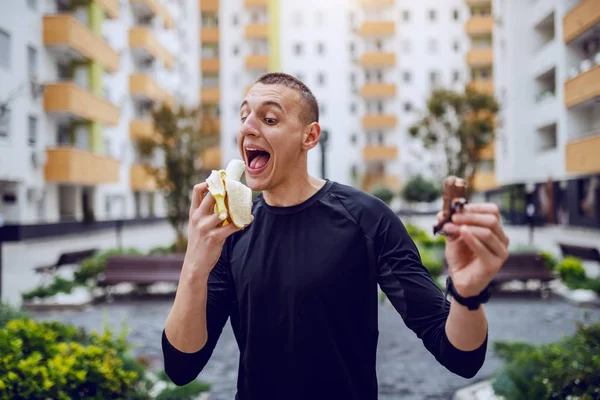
[{"x1": 205, "y1": 159, "x2": 253, "y2": 229}]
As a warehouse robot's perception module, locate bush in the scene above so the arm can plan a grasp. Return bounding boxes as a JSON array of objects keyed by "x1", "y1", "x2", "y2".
[
  {"x1": 540, "y1": 251, "x2": 557, "y2": 271},
  {"x1": 371, "y1": 186, "x2": 394, "y2": 205},
  {"x1": 74, "y1": 248, "x2": 143, "y2": 285},
  {"x1": 405, "y1": 224, "x2": 445, "y2": 250},
  {"x1": 401, "y1": 175, "x2": 441, "y2": 204},
  {"x1": 0, "y1": 303, "x2": 28, "y2": 328},
  {"x1": 420, "y1": 248, "x2": 443, "y2": 279},
  {"x1": 0, "y1": 318, "x2": 152, "y2": 399},
  {"x1": 556, "y1": 256, "x2": 587, "y2": 285},
  {"x1": 492, "y1": 322, "x2": 600, "y2": 400},
  {"x1": 22, "y1": 276, "x2": 79, "y2": 301}
]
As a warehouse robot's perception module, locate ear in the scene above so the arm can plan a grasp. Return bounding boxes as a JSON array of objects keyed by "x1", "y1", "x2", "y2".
[{"x1": 301, "y1": 122, "x2": 320, "y2": 151}]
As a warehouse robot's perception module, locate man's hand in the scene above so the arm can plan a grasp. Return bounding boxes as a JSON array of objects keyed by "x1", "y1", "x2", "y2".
[
  {"x1": 437, "y1": 203, "x2": 510, "y2": 298},
  {"x1": 184, "y1": 182, "x2": 249, "y2": 276}
]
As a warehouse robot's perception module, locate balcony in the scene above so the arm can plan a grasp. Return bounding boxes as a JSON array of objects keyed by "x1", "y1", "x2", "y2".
[
  {"x1": 465, "y1": 0, "x2": 491, "y2": 5},
  {"x1": 244, "y1": 0, "x2": 268, "y2": 6},
  {"x1": 201, "y1": 59, "x2": 220, "y2": 74},
  {"x1": 201, "y1": 147, "x2": 222, "y2": 170},
  {"x1": 44, "y1": 147, "x2": 119, "y2": 185},
  {"x1": 362, "y1": 114, "x2": 397, "y2": 129},
  {"x1": 468, "y1": 79, "x2": 494, "y2": 95},
  {"x1": 161, "y1": 47, "x2": 174, "y2": 70},
  {"x1": 478, "y1": 142, "x2": 495, "y2": 160},
  {"x1": 358, "y1": 0, "x2": 395, "y2": 7},
  {"x1": 130, "y1": 164, "x2": 157, "y2": 191},
  {"x1": 200, "y1": 0, "x2": 219, "y2": 12},
  {"x1": 201, "y1": 118, "x2": 221, "y2": 135},
  {"x1": 565, "y1": 133, "x2": 600, "y2": 175},
  {"x1": 564, "y1": 64, "x2": 600, "y2": 108},
  {"x1": 360, "y1": 83, "x2": 396, "y2": 98},
  {"x1": 467, "y1": 48, "x2": 493, "y2": 67},
  {"x1": 129, "y1": 74, "x2": 172, "y2": 106},
  {"x1": 201, "y1": 27, "x2": 219, "y2": 44},
  {"x1": 201, "y1": 87, "x2": 220, "y2": 104},
  {"x1": 363, "y1": 146, "x2": 398, "y2": 162},
  {"x1": 160, "y1": 4, "x2": 174, "y2": 29},
  {"x1": 472, "y1": 172, "x2": 496, "y2": 191},
  {"x1": 465, "y1": 15, "x2": 494, "y2": 36},
  {"x1": 129, "y1": 120, "x2": 157, "y2": 142},
  {"x1": 44, "y1": 82, "x2": 119, "y2": 126},
  {"x1": 563, "y1": 0, "x2": 600, "y2": 44},
  {"x1": 129, "y1": 0, "x2": 159, "y2": 17},
  {"x1": 129, "y1": 27, "x2": 161, "y2": 60},
  {"x1": 359, "y1": 52, "x2": 396, "y2": 67},
  {"x1": 43, "y1": 15, "x2": 119, "y2": 73},
  {"x1": 362, "y1": 175, "x2": 400, "y2": 191},
  {"x1": 245, "y1": 24, "x2": 269, "y2": 39},
  {"x1": 358, "y1": 21, "x2": 395, "y2": 37},
  {"x1": 245, "y1": 55, "x2": 269, "y2": 69},
  {"x1": 97, "y1": 0, "x2": 119, "y2": 19}
]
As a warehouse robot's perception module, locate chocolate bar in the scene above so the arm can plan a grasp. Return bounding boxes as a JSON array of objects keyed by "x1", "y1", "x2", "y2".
[{"x1": 433, "y1": 176, "x2": 468, "y2": 235}]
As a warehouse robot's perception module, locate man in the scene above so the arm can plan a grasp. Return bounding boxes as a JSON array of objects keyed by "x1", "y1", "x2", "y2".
[{"x1": 162, "y1": 73, "x2": 509, "y2": 399}]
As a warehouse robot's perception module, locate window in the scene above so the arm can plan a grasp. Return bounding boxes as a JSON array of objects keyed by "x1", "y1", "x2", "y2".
[
  {"x1": 453, "y1": 9, "x2": 460, "y2": 21},
  {"x1": 349, "y1": 42, "x2": 355, "y2": 55},
  {"x1": 317, "y1": 42, "x2": 325, "y2": 55},
  {"x1": 428, "y1": 39, "x2": 438, "y2": 53},
  {"x1": 232, "y1": 14, "x2": 239, "y2": 26},
  {"x1": 317, "y1": 73, "x2": 326, "y2": 86},
  {"x1": 430, "y1": 71, "x2": 439, "y2": 85},
  {"x1": 402, "y1": 10, "x2": 410, "y2": 21},
  {"x1": 350, "y1": 103, "x2": 357, "y2": 114},
  {"x1": 319, "y1": 103, "x2": 326, "y2": 116},
  {"x1": 27, "y1": 0, "x2": 37, "y2": 10},
  {"x1": 404, "y1": 102, "x2": 412, "y2": 112},
  {"x1": 453, "y1": 40, "x2": 460, "y2": 52},
  {"x1": 0, "y1": 29, "x2": 10, "y2": 69},
  {"x1": 28, "y1": 116, "x2": 37, "y2": 146},
  {"x1": 294, "y1": 43, "x2": 302, "y2": 55},
  {"x1": 453, "y1": 70, "x2": 461, "y2": 83},
  {"x1": 403, "y1": 71, "x2": 412, "y2": 83},
  {"x1": 27, "y1": 46, "x2": 37, "y2": 79},
  {"x1": 428, "y1": 9, "x2": 436, "y2": 21},
  {"x1": 350, "y1": 134, "x2": 357, "y2": 145},
  {"x1": 232, "y1": 45, "x2": 239, "y2": 56},
  {"x1": 0, "y1": 109, "x2": 9, "y2": 140}
]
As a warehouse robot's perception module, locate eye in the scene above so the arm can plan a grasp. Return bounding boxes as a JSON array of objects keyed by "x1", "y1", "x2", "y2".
[
  {"x1": 265, "y1": 118, "x2": 277, "y2": 125},
  {"x1": 241, "y1": 115, "x2": 247, "y2": 122}
]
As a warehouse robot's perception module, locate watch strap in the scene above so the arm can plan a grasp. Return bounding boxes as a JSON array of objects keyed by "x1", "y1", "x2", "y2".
[{"x1": 444, "y1": 276, "x2": 491, "y2": 310}]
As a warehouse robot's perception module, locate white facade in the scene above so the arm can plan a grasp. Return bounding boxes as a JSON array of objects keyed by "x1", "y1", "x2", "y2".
[
  {"x1": 216, "y1": 0, "x2": 472, "y2": 190},
  {"x1": 493, "y1": 0, "x2": 600, "y2": 186},
  {"x1": 0, "y1": 0, "x2": 199, "y2": 226}
]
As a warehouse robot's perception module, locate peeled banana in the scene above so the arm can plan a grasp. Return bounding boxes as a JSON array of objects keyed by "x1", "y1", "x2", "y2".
[{"x1": 205, "y1": 159, "x2": 253, "y2": 229}]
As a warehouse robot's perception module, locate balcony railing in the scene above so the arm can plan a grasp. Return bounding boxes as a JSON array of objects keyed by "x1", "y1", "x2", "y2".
[
  {"x1": 565, "y1": 132, "x2": 600, "y2": 175},
  {"x1": 563, "y1": 0, "x2": 600, "y2": 44},
  {"x1": 44, "y1": 147, "x2": 120, "y2": 185}
]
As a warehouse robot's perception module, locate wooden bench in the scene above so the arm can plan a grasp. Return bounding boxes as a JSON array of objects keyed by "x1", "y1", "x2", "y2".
[
  {"x1": 96, "y1": 254, "x2": 185, "y2": 287},
  {"x1": 444, "y1": 252, "x2": 556, "y2": 292},
  {"x1": 34, "y1": 249, "x2": 97, "y2": 275},
  {"x1": 558, "y1": 243, "x2": 600, "y2": 263}
]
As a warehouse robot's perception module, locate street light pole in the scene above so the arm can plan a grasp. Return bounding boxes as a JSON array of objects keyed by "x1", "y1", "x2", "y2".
[{"x1": 320, "y1": 129, "x2": 329, "y2": 179}]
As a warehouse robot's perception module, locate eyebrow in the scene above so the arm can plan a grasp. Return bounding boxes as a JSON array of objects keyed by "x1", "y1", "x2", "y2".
[{"x1": 240, "y1": 100, "x2": 285, "y2": 114}]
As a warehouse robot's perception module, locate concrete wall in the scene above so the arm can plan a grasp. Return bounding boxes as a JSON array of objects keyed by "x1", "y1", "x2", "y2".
[{"x1": 1, "y1": 220, "x2": 177, "y2": 307}]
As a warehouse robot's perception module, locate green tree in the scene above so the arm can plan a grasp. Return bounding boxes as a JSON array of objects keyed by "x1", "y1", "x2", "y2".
[
  {"x1": 135, "y1": 104, "x2": 219, "y2": 252},
  {"x1": 401, "y1": 175, "x2": 442, "y2": 204},
  {"x1": 408, "y1": 86, "x2": 499, "y2": 197}
]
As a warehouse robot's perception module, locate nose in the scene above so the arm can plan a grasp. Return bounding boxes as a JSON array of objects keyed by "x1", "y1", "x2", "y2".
[{"x1": 240, "y1": 112, "x2": 261, "y2": 138}]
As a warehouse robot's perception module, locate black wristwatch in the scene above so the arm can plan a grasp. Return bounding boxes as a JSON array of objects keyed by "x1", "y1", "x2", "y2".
[{"x1": 445, "y1": 276, "x2": 491, "y2": 310}]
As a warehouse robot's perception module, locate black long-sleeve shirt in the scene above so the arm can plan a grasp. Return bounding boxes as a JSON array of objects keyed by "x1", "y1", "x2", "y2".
[{"x1": 162, "y1": 180, "x2": 487, "y2": 399}]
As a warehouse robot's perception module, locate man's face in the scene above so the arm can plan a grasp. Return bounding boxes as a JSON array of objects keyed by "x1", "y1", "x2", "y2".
[{"x1": 238, "y1": 83, "x2": 311, "y2": 191}]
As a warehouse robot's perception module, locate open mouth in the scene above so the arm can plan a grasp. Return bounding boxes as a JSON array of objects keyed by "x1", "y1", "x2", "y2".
[{"x1": 245, "y1": 146, "x2": 271, "y2": 172}]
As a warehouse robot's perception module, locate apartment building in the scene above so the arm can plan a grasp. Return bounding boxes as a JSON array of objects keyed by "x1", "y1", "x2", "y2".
[
  {"x1": 490, "y1": 0, "x2": 600, "y2": 228},
  {"x1": 206, "y1": 0, "x2": 476, "y2": 192},
  {"x1": 0, "y1": 0, "x2": 199, "y2": 305}
]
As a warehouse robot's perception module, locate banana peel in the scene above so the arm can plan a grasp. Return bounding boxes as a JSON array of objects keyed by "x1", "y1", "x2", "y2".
[{"x1": 205, "y1": 159, "x2": 253, "y2": 229}]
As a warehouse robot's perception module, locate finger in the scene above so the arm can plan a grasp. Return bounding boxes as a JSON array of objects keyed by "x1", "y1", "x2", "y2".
[
  {"x1": 458, "y1": 225, "x2": 498, "y2": 266},
  {"x1": 460, "y1": 225, "x2": 507, "y2": 260},
  {"x1": 195, "y1": 209, "x2": 225, "y2": 231},
  {"x1": 436, "y1": 211, "x2": 445, "y2": 223},
  {"x1": 463, "y1": 203, "x2": 500, "y2": 218},
  {"x1": 452, "y1": 212, "x2": 509, "y2": 246},
  {"x1": 213, "y1": 220, "x2": 245, "y2": 241},
  {"x1": 191, "y1": 182, "x2": 208, "y2": 210},
  {"x1": 198, "y1": 191, "x2": 217, "y2": 216}
]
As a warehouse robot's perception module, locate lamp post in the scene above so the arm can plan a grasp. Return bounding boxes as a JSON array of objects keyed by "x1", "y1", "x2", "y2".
[{"x1": 320, "y1": 129, "x2": 329, "y2": 179}]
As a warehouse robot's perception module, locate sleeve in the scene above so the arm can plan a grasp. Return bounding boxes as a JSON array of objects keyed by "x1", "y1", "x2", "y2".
[
  {"x1": 371, "y1": 201, "x2": 487, "y2": 379},
  {"x1": 161, "y1": 245, "x2": 234, "y2": 386}
]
